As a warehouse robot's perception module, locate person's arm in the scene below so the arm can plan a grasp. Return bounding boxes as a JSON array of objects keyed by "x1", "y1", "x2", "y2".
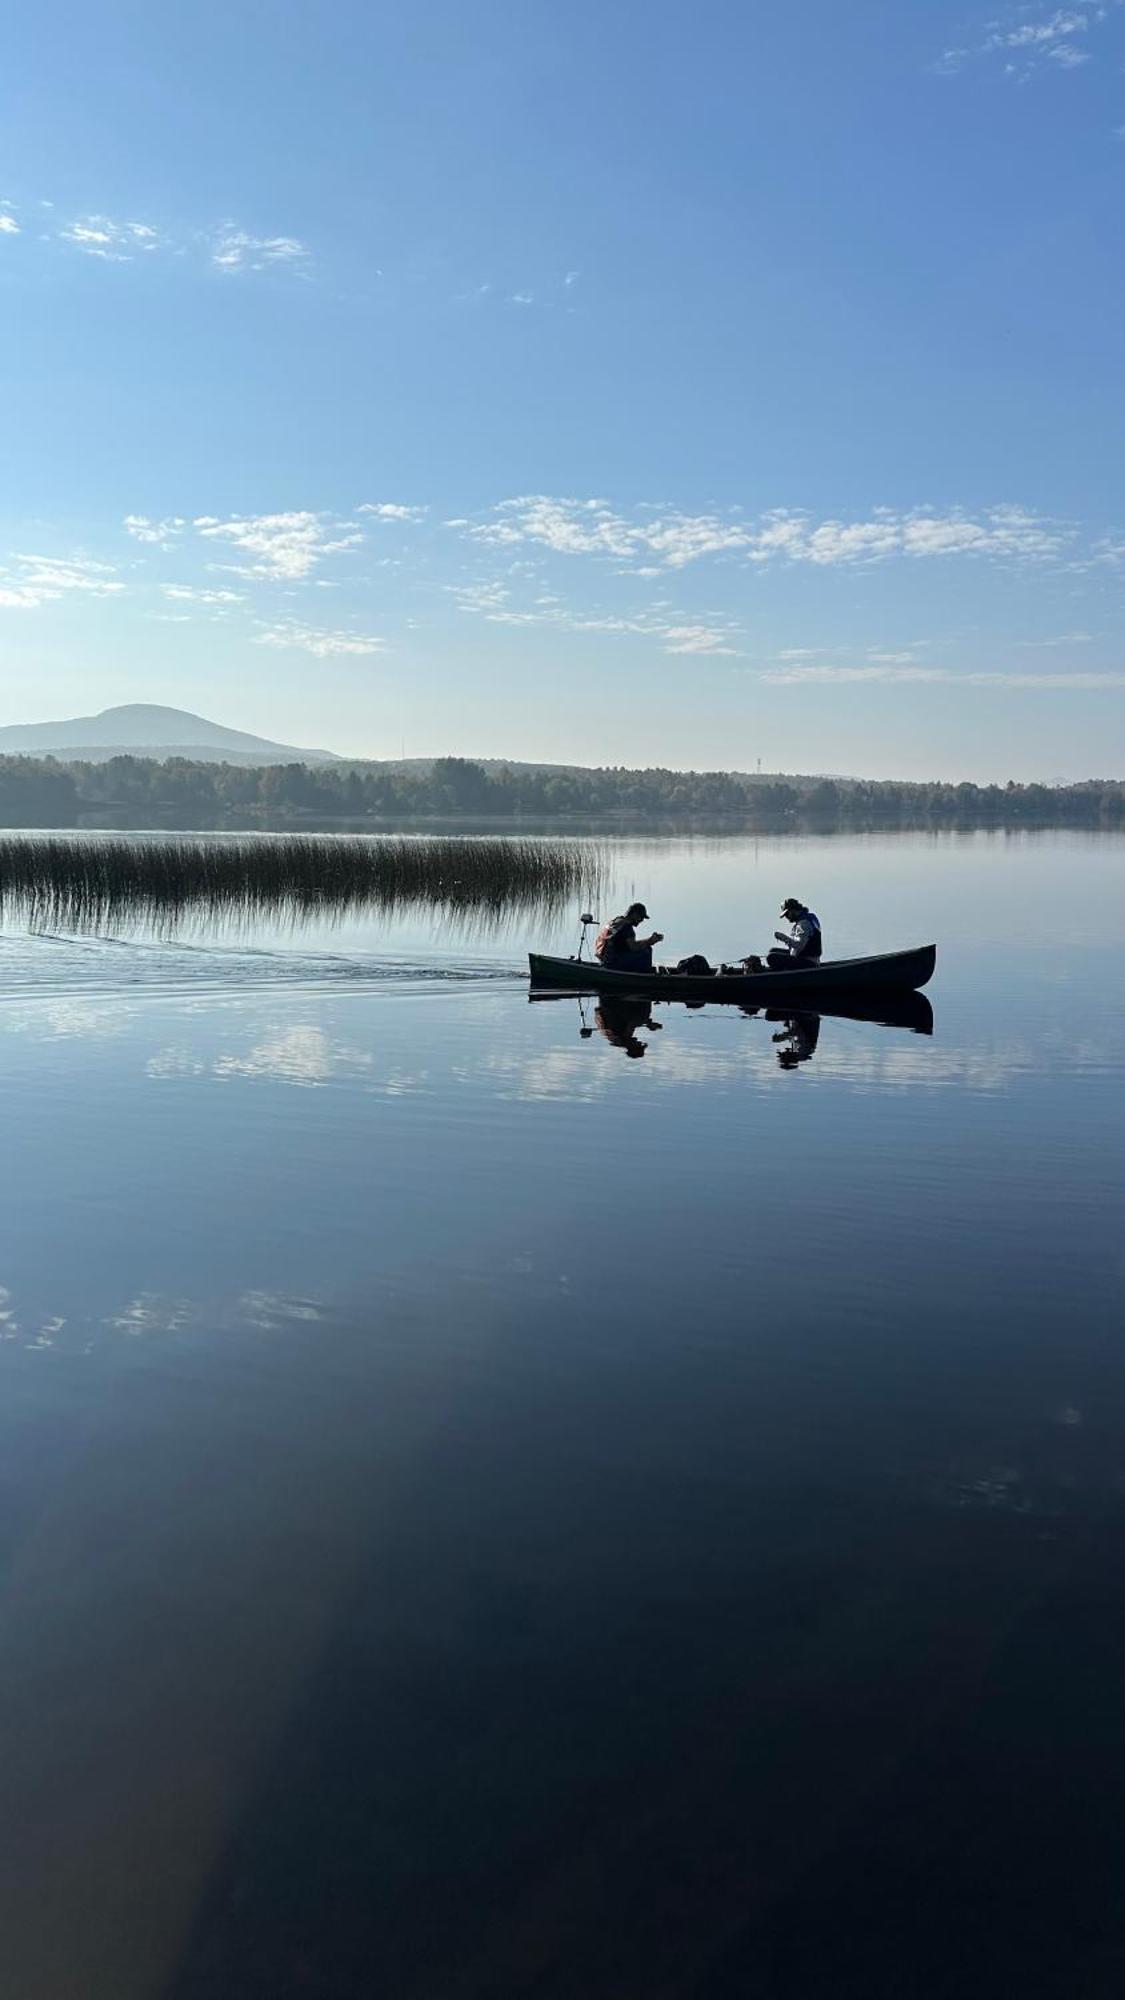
[
  {"x1": 638, "y1": 931, "x2": 663, "y2": 948},
  {"x1": 774, "y1": 928, "x2": 795, "y2": 952}
]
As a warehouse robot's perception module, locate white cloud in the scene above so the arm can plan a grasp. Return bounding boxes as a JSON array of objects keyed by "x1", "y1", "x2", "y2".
[
  {"x1": 0, "y1": 553, "x2": 124, "y2": 608},
  {"x1": 447, "y1": 577, "x2": 738, "y2": 654},
  {"x1": 124, "y1": 513, "x2": 185, "y2": 547},
  {"x1": 59, "y1": 215, "x2": 165, "y2": 260},
  {"x1": 661, "y1": 624, "x2": 739, "y2": 656},
  {"x1": 509, "y1": 292, "x2": 534, "y2": 306},
  {"x1": 0, "y1": 214, "x2": 19, "y2": 237},
  {"x1": 357, "y1": 502, "x2": 426, "y2": 521},
  {"x1": 50, "y1": 207, "x2": 309, "y2": 274},
  {"x1": 947, "y1": 4, "x2": 1115, "y2": 78},
  {"x1": 255, "y1": 619, "x2": 384, "y2": 657},
  {"x1": 456, "y1": 496, "x2": 1071, "y2": 571},
  {"x1": 988, "y1": 10, "x2": 1090, "y2": 51},
  {"x1": 210, "y1": 226, "x2": 309, "y2": 274},
  {"x1": 194, "y1": 511, "x2": 361, "y2": 580},
  {"x1": 161, "y1": 583, "x2": 244, "y2": 607},
  {"x1": 761, "y1": 663, "x2": 1125, "y2": 689}
]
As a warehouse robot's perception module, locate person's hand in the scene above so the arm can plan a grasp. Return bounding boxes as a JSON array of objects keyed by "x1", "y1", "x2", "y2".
[
  {"x1": 774, "y1": 931, "x2": 788, "y2": 944},
  {"x1": 651, "y1": 931, "x2": 664, "y2": 945}
]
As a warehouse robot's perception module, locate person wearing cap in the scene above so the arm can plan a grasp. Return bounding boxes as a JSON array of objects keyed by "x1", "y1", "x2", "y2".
[
  {"x1": 766, "y1": 897, "x2": 823, "y2": 970},
  {"x1": 594, "y1": 901, "x2": 664, "y2": 973}
]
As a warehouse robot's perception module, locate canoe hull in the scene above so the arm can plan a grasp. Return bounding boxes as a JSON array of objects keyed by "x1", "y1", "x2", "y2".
[{"x1": 528, "y1": 943, "x2": 936, "y2": 1004}]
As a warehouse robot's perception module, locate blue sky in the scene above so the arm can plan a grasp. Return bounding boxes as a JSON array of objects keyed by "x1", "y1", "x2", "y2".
[{"x1": 1, "y1": 0, "x2": 1123, "y2": 778}]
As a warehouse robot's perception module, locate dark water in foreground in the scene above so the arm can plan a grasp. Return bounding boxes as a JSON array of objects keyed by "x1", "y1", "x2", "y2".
[{"x1": 1, "y1": 831, "x2": 1124, "y2": 1999}]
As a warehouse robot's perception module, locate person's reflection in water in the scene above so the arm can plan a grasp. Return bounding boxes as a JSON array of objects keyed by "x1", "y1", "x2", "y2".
[
  {"x1": 769, "y1": 1011, "x2": 821, "y2": 1069},
  {"x1": 591, "y1": 996, "x2": 663, "y2": 1059}
]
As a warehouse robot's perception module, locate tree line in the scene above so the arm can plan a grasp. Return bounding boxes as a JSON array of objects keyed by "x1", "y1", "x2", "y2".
[{"x1": 0, "y1": 751, "x2": 1122, "y2": 830}]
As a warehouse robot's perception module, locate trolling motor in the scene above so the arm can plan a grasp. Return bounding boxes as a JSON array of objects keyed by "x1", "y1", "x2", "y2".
[{"x1": 576, "y1": 913, "x2": 597, "y2": 962}]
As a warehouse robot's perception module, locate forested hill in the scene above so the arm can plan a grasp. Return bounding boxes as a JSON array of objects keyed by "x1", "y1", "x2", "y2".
[{"x1": 0, "y1": 751, "x2": 1122, "y2": 830}]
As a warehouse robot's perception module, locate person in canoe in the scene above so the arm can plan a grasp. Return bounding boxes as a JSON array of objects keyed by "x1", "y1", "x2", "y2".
[
  {"x1": 594, "y1": 902, "x2": 664, "y2": 974},
  {"x1": 766, "y1": 897, "x2": 822, "y2": 970}
]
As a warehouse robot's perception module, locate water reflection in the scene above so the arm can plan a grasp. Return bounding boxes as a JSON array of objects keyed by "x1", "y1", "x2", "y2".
[
  {"x1": 588, "y1": 995, "x2": 664, "y2": 1058},
  {"x1": 2, "y1": 857, "x2": 1124, "y2": 1997},
  {"x1": 767, "y1": 1010, "x2": 820, "y2": 1069},
  {"x1": 0, "y1": 1274, "x2": 332, "y2": 1354},
  {"x1": 541, "y1": 988, "x2": 933, "y2": 1071}
]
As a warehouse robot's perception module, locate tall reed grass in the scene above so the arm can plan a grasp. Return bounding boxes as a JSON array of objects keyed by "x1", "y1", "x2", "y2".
[{"x1": 0, "y1": 833, "x2": 609, "y2": 936}]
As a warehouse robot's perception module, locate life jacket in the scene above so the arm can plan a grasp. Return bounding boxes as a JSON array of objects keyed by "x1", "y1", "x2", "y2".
[
  {"x1": 793, "y1": 911, "x2": 822, "y2": 964},
  {"x1": 595, "y1": 915, "x2": 632, "y2": 961}
]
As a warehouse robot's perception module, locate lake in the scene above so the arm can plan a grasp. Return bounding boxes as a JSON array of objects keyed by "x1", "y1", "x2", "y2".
[{"x1": 1, "y1": 828, "x2": 1123, "y2": 1999}]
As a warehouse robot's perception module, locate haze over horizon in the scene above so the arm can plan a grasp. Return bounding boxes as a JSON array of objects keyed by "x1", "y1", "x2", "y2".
[{"x1": 2, "y1": 1, "x2": 1124, "y2": 782}]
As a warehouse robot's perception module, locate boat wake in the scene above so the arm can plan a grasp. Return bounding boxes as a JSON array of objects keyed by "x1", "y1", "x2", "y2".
[{"x1": 0, "y1": 930, "x2": 526, "y2": 1000}]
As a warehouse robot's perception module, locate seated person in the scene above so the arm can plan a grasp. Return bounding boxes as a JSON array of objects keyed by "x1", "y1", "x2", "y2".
[
  {"x1": 767, "y1": 896, "x2": 823, "y2": 970},
  {"x1": 594, "y1": 902, "x2": 664, "y2": 973}
]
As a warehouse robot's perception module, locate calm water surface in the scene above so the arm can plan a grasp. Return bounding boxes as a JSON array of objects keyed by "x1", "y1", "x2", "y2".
[{"x1": 1, "y1": 831, "x2": 1123, "y2": 1999}]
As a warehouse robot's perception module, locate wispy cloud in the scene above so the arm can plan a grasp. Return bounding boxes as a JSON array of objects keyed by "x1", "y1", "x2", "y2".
[
  {"x1": 455, "y1": 271, "x2": 582, "y2": 310},
  {"x1": 193, "y1": 512, "x2": 362, "y2": 581},
  {"x1": 160, "y1": 584, "x2": 244, "y2": 607},
  {"x1": 447, "y1": 578, "x2": 739, "y2": 654},
  {"x1": 1021, "y1": 628, "x2": 1094, "y2": 645},
  {"x1": 254, "y1": 619, "x2": 384, "y2": 658},
  {"x1": 761, "y1": 663, "x2": 1125, "y2": 688},
  {"x1": 125, "y1": 506, "x2": 388, "y2": 586},
  {"x1": 47, "y1": 208, "x2": 309, "y2": 275},
  {"x1": 661, "y1": 625, "x2": 739, "y2": 655},
  {"x1": 124, "y1": 514, "x2": 186, "y2": 548},
  {"x1": 0, "y1": 553, "x2": 124, "y2": 608},
  {"x1": 58, "y1": 216, "x2": 165, "y2": 260},
  {"x1": 209, "y1": 226, "x2": 309, "y2": 274},
  {"x1": 455, "y1": 496, "x2": 1071, "y2": 570},
  {"x1": 938, "y1": 4, "x2": 1118, "y2": 79}
]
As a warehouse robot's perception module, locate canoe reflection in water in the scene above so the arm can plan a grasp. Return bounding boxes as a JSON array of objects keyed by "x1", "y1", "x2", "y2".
[{"x1": 536, "y1": 986, "x2": 933, "y2": 1069}]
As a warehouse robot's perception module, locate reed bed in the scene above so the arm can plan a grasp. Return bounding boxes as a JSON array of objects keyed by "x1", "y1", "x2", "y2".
[{"x1": 0, "y1": 833, "x2": 610, "y2": 936}]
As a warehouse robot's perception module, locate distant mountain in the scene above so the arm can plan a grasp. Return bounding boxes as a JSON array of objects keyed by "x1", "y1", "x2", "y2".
[{"x1": 0, "y1": 704, "x2": 339, "y2": 767}]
